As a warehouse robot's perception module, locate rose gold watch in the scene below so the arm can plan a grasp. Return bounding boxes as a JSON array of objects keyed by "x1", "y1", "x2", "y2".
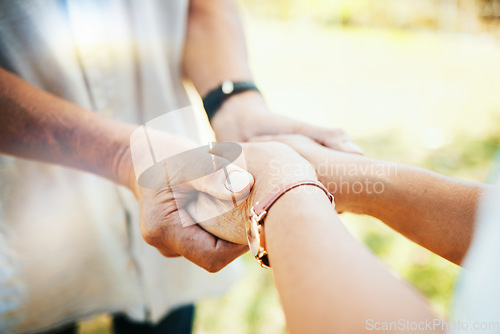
[{"x1": 246, "y1": 180, "x2": 334, "y2": 268}]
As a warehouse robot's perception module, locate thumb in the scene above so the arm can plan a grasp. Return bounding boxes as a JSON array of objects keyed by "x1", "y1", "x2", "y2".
[
  {"x1": 137, "y1": 142, "x2": 254, "y2": 200},
  {"x1": 190, "y1": 158, "x2": 254, "y2": 201},
  {"x1": 295, "y1": 124, "x2": 364, "y2": 154}
]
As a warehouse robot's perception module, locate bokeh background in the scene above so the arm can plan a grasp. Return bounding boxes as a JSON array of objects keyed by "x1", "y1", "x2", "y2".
[{"x1": 80, "y1": 0, "x2": 500, "y2": 333}]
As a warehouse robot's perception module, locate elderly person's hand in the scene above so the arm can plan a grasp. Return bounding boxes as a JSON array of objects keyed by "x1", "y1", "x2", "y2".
[
  {"x1": 187, "y1": 141, "x2": 317, "y2": 244},
  {"x1": 124, "y1": 130, "x2": 255, "y2": 272},
  {"x1": 210, "y1": 91, "x2": 364, "y2": 155}
]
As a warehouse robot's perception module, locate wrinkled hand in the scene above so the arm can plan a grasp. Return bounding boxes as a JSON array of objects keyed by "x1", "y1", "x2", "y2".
[
  {"x1": 210, "y1": 91, "x2": 363, "y2": 154},
  {"x1": 123, "y1": 129, "x2": 254, "y2": 272},
  {"x1": 188, "y1": 141, "x2": 317, "y2": 245}
]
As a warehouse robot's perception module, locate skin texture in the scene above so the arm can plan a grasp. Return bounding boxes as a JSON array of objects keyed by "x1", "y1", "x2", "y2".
[
  {"x1": 189, "y1": 142, "x2": 317, "y2": 245},
  {"x1": 253, "y1": 134, "x2": 488, "y2": 265},
  {"x1": 0, "y1": 69, "x2": 133, "y2": 186}
]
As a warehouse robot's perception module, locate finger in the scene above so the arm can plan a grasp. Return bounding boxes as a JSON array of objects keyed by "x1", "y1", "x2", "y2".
[
  {"x1": 249, "y1": 134, "x2": 316, "y2": 149},
  {"x1": 160, "y1": 143, "x2": 254, "y2": 201},
  {"x1": 185, "y1": 192, "x2": 234, "y2": 229},
  {"x1": 189, "y1": 160, "x2": 254, "y2": 202},
  {"x1": 186, "y1": 193, "x2": 248, "y2": 245},
  {"x1": 182, "y1": 230, "x2": 248, "y2": 273},
  {"x1": 141, "y1": 186, "x2": 248, "y2": 266},
  {"x1": 323, "y1": 136, "x2": 365, "y2": 155},
  {"x1": 166, "y1": 211, "x2": 248, "y2": 272},
  {"x1": 140, "y1": 142, "x2": 254, "y2": 197},
  {"x1": 248, "y1": 135, "x2": 276, "y2": 143},
  {"x1": 304, "y1": 127, "x2": 364, "y2": 154},
  {"x1": 251, "y1": 130, "x2": 364, "y2": 155},
  {"x1": 140, "y1": 189, "x2": 190, "y2": 257},
  {"x1": 205, "y1": 142, "x2": 255, "y2": 200}
]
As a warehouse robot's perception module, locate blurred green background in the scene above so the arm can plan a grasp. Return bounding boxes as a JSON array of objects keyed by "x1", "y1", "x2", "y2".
[{"x1": 79, "y1": 0, "x2": 500, "y2": 333}]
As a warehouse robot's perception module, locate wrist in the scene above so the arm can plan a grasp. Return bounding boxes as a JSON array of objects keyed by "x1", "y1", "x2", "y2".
[
  {"x1": 115, "y1": 142, "x2": 140, "y2": 196},
  {"x1": 336, "y1": 159, "x2": 390, "y2": 215},
  {"x1": 316, "y1": 157, "x2": 381, "y2": 214},
  {"x1": 250, "y1": 182, "x2": 334, "y2": 268},
  {"x1": 210, "y1": 90, "x2": 270, "y2": 141},
  {"x1": 218, "y1": 89, "x2": 269, "y2": 115},
  {"x1": 111, "y1": 124, "x2": 140, "y2": 196},
  {"x1": 265, "y1": 185, "x2": 334, "y2": 232}
]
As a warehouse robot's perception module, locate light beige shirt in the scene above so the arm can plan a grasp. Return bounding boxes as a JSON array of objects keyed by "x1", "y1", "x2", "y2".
[
  {"x1": 451, "y1": 186, "x2": 500, "y2": 333},
  {"x1": 0, "y1": 1, "x2": 240, "y2": 332}
]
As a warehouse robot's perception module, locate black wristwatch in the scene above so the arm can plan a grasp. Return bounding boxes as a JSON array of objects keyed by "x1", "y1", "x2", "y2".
[{"x1": 202, "y1": 80, "x2": 259, "y2": 122}]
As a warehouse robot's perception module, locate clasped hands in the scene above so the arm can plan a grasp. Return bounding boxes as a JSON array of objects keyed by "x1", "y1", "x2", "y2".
[
  {"x1": 136, "y1": 137, "x2": 354, "y2": 273},
  {"x1": 127, "y1": 94, "x2": 363, "y2": 272}
]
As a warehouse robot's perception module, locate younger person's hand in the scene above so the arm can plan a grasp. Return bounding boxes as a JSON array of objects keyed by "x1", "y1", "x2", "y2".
[
  {"x1": 187, "y1": 141, "x2": 317, "y2": 244},
  {"x1": 210, "y1": 91, "x2": 364, "y2": 154},
  {"x1": 250, "y1": 134, "x2": 375, "y2": 213}
]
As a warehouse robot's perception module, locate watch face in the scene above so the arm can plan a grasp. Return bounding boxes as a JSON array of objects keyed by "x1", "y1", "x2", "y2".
[
  {"x1": 246, "y1": 219, "x2": 260, "y2": 257},
  {"x1": 222, "y1": 80, "x2": 234, "y2": 94}
]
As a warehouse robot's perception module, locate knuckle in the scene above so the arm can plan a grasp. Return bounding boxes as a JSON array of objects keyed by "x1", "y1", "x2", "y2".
[
  {"x1": 140, "y1": 219, "x2": 167, "y2": 248},
  {"x1": 204, "y1": 261, "x2": 224, "y2": 273},
  {"x1": 159, "y1": 249, "x2": 179, "y2": 258},
  {"x1": 142, "y1": 226, "x2": 180, "y2": 258},
  {"x1": 198, "y1": 252, "x2": 227, "y2": 273},
  {"x1": 141, "y1": 228, "x2": 159, "y2": 246}
]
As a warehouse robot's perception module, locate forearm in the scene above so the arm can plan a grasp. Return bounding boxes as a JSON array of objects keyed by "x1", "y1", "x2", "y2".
[
  {"x1": 182, "y1": 0, "x2": 273, "y2": 142},
  {"x1": 352, "y1": 162, "x2": 484, "y2": 264},
  {"x1": 265, "y1": 186, "x2": 439, "y2": 333},
  {"x1": 183, "y1": 0, "x2": 252, "y2": 96},
  {"x1": 0, "y1": 68, "x2": 135, "y2": 189},
  {"x1": 317, "y1": 151, "x2": 486, "y2": 264},
  {"x1": 261, "y1": 136, "x2": 485, "y2": 265}
]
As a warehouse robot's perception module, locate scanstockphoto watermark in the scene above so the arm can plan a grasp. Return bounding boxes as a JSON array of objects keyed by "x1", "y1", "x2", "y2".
[
  {"x1": 366, "y1": 318, "x2": 500, "y2": 333},
  {"x1": 269, "y1": 160, "x2": 398, "y2": 194}
]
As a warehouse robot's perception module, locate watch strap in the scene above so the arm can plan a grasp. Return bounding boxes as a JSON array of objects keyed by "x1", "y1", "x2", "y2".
[{"x1": 202, "y1": 81, "x2": 259, "y2": 122}]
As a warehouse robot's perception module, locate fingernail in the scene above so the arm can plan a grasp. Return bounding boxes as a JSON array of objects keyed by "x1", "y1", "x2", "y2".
[
  {"x1": 343, "y1": 141, "x2": 364, "y2": 155},
  {"x1": 224, "y1": 170, "x2": 253, "y2": 193}
]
